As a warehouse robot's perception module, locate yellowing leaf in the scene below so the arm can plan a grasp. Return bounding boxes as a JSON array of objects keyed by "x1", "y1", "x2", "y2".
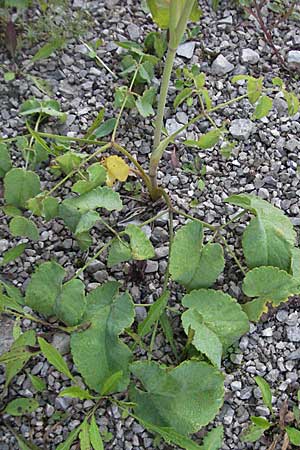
[{"x1": 104, "y1": 156, "x2": 130, "y2": 186}]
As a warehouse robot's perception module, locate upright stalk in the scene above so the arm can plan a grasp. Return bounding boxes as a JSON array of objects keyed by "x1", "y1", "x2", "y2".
[{"x1": 149, "y1": 0, "x2": 195, "y2": 199}]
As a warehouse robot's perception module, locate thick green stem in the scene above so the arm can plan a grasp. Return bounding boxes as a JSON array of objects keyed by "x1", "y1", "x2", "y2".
[{"x1": 149, "y1": 46, "x2": 177, "y2": 196}]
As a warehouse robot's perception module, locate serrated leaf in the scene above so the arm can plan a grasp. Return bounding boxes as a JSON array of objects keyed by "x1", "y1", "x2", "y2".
[
  {"x1": 174, "y1": 87, "x2": 193, "y2": 109},
  {"x1": 240, "y1": 423, "x2": 267, "y2": 443},
  {"x1": 253, "y1": 96, "x2": 273, "y2": 120},
  {"x1": 9, "y1": 217, "x2": 39, "y2": 241},
  {"x1": 251, "y1": 416, "x2": 271, "y2": 428},
  {"x1": 169, "y1": 221, "x2": 225, "y2": 291},
  {"x1": 242, "y1": 266, "x2": 300, "y2": 321},
  {"x1": 64, "y1": 186, "x2": 123, "y2": 213},
  {"x1": 130, "y1": 360, "x2": 224, "y2": 435},
  {"x1": 139, "y1": 61, "x2": 154, "y2": 83},
  {"x1": 59, "y1": 386, "x2": 93, "y2": 400},
  {"x1": 5, "y1": 398, "x2": 39, "y2": 416},
  {"x1": 75, "y1": 211, "x2": 99, "y2": 235},
  {"x1": 200, "y1": 426, "x2": 224, "y2": 450},
  {"x1": 138, "y1": 291, "x2": 169, "y2": 337},
  {"x1": 2, "y1": 205, "x2": 22, "y2": 217},
  {"x1": 254, "y1": 376, "x2": 273, "y2": 413},
  {"x1": 182, "y1": 289, "x2": 249, "y2": 354},
  {"x1": 89, "y1": 415, "x2": 104, "y2": 450},
  {"x1": 247, "y1": 77, "x2": 263, "y2": 104},
  {"x1": 71, "y1": 282, "x2": 135, "y2": 393},
  {"x1": 197, "y1": 129, "x2": 222, "y2": 149},
  {"x1": 38, "y1": 337, "x2": 73, "y2": 380},
  {"x1": 104, "y1": 156, "x2": 130, "y2": 186},
  {"x1": 0, "y1": 243, "x2": 26, "y2": 266},
  {"x1": 25, "y1": 261, "x2": 66, "y2": 317},
  {"x1": 0, "y1": 143, "x2": 12, "y2": 177},
  {"x1": 4, "y1": 168, "x2": 41, "y2": 208},
  {"x1": 55, "y1": 279, "x2": 86, "y2": 327},
  {"x1": 107, "y1": 239, "x2": 132, "y2": 267},
  {"x1": 28, "y1": 374, "x2": 46, "y2": 392},
  {"x1": 94, "y1": 118, "x2": 117, "y2": 138},
  {"x1": 286, "y1": 427, "x2": 300, "y2": 446}
]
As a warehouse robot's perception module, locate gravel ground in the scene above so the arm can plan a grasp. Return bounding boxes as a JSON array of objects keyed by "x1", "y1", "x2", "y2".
[{"x1": 1, "y1": 0, "x2": 300, "y2": 449}]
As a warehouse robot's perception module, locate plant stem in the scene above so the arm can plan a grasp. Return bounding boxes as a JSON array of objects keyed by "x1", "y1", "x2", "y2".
[
  {"x1": 36, "y1": 131, "x2": 107, "y2": 146},
  {"x1": 172, "y1": 207, "x2": 217, "y2": 231},
  {"x1": 218, "y1": 235, "x2": 246, "y2": 276},
  {"x1": 3, "y1": 311, "x2": 75, "y2": 333},
  {"x1": 218, "y1": 210, "x2": 246, "y2": 230},
  {"x1": 80, "y1": 40, "x2": 117, "y2": 79},
  {"x1": 73, "y1": 240, "x2": 112, "y2": 280},
  {"x1": 149, "y1": 46, "x2": 177, "y2": 196}
]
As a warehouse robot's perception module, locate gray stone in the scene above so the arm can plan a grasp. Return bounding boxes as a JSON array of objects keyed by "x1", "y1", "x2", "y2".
[
  {"x1": 287, "y1": 326, "x2": 300, "y2": 342},
  {"x1": 0, "y1": 317, "x2": 14, "y2": 355},
  {"x1": 52, "y1": 333, "x2": 70, "y2": 355},
  {"x1": 0, "y1": 240, "x2": 9, "y2": 253},
  {"x1": 127, "y1": 24, "x2": 140, "y2": 40},
  {"x1": 241, "y1": 48, "x2": 260, "y2": 65},
  {"x1": 229, "y1": 119, "x2": 254, "y2": 140},
  {"x1": 287, "y1": 349, "x2": 300, "y2": 360},
  {"x1": 165, "y1": 118, "x2": 183, "y2": 136},
  {"x1": 177, "y1": 42, "x2": 196, "y2": 59},
  {"x1": 145, "y1": 261, "x2": 158, "y2": 273},
  {"x1": 211, "y1": 55, "x2": 234, "y2": 75},
  {"x1": 93, "y1": 270, "x2": 108, "y2": 283},
  {"x1": 287, "y1": 50, "x2": 300, "y2": 68}
]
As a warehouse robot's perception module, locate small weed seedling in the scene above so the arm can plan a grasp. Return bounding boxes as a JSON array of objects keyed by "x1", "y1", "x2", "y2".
[
  {"x1": 0, "y1": 1, "x2": 300, "y2": 449},
  {"x1": 241, "y1": 376, "x2": 300, "y2": 449}
]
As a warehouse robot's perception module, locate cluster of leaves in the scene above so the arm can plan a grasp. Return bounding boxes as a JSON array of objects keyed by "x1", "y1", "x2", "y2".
[{"x1": 241, "y1": 376, "x2": 300, "y2": 447}]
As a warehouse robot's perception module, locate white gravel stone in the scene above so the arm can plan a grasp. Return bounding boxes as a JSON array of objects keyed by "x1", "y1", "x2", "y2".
[
  {"x1": 241, "y1": 48, "x2": 260, "y2": 64},
  {"x1": 287, "y1": 50, "x2": 300, "y2": 67},
  {"x1": 177, "y1": 42, "x2": 196, "y2": 59},
  {"x1": 211, "y1": 55, "x2": 234, "y2": 75},
  {"x1": 229, "y1": 119, "x2": 255, "y2": 140}
]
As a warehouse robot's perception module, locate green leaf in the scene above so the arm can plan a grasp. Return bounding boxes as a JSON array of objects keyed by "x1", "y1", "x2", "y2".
[
  {"x1": 71, "y1": 282, "x2": 135, "y2": 393},
  {"x1": 20, "y1": 99, "x2": 66, "y2": 120},
  {"x1": 59, "y1": 386, "x2": 93, "y2": 400},
  {"x1": 286, "y1": 427, "x2": 300, "y2": 446},
  {"x1": 242, "y1": 266, "x2": 300, "y2": 321},
  {"x1": 9, "y1": 217, "x2": 39, "y2": 241},
  {"x1": 241, "y1": 423, "x2": 267, "y2": 443},
  {"x1": 130, "y1": 360, "x2": 224, "y2": 435},
  {"x1": 63, "y1": 186, "x2": 123, "y2": 213},
  {"x1": 0, "y1": 243, "x2": 26, "y2": 266},
  {"x1": 79, "y1": 419, "x2": 90, "y2": 450},
  {"x1": 0, "y1": 143, "x2": 12, "y2": 177},
  {"x1": 4, "y1": 168, "x2": 41, "y2": 208},
  {"x1": 169, "y1": 221, "x2": 225, "y2": 291},
  {"x1": 56, "y1": 426, "x2": 81, "y2": 450},
  {"x1": 252, "y1": 96, "x2": 273, "y2": 120},
  {"x1": 254, "y1": 376, "x2": 273, "y2": 413},
  {"x1": 134, "y1": 417, "x2": 204, "y2": 449},
  {"x1": 89, "y1": 415, "x2": 104, "y2": 450},
  {"x1": 28, "y1": 374, "x2": 46, "y2": 392},
  {"x1": 174, "y1": 87, "x2": 193, "y2": 109},
  {"x1": 200, "y1": 426, "x2": 224, "y2": 450},
  {"x1": 56, "y1": 151, "x2": 85, "y2": 175},
  {"x1": 31, "y1": 37, "x2": 65, "y2": 62},
  {"x1": 14, "y1": 433, "x2": 41, "y2": 450},
  {"x1": 85, "y1": 109, "x2": 105, "y2": 139},
  {"x1": 107, "y1": 239, "x2": 132, "y2": 267},
  {"x1": 291, "y1": 248, "x2": 300, "y2": 282},
  {"x1": 284, "y1": 91, "x2": 299, "y2": 116},
  {"x1": 247, "y1": 77, "x2": 263, "y2": 104},
  {"x1": 94, "y1": 118, "x2": 117, "y2": 138},
  {"x1": 4, "y1": 71, "x2": 15, "y2": 82},
  {"x1": 2, "y1": 205, "x2": 22, "y2": 217},
  {"x1": 197, "y1": 129, "x2": 222, "y2": 149},
  {"x1": 139, "y1": 61, "x2": 154, "y2": 83},
  {"x1": 108, "y1": 224, "x2": 154, "y2": 267},
  {"x1": 25, "y1": 261, "x2": 65, "y2": 317},
  {"x1": 135, "y1": 87, "x2": 156, "y2": 117},
  {"x1": 4, "y1": 398, "x2": 39, "y2": 416},
  {"x1": 101, "y1": 371, "x2": 124, "y2": 395},
  {"x1": 75, "y1": 211, "x2": 99, "y2": 235},
  {"x1": 226, "y1": 194, "x2": 296, "y2": 270},
  {"x1": 138, "y1": 291, "x2": 169, "y2": 337},
  {"x1": 272, "y1": 77, "x2": 284, "y2": 88},
  {"x1": 42, "y1": 196, "x2": 59, "y2": 221},
  {"x1": 182, "y1": 289, "x2": 249, "y2": 355},
  {"x1": 251, "y1": 416, "x2": 271, "y2": 428},
  {"x1": 72, "y1": 163, "x2": 106, "y2": 194},
  {"x1": 55, "y1": 279, "x2": 86, "y2": 327},
  {"x1": 242, "y1": 216, "x2": 293, "y2": 271},
  {"x1": 147, "y1": 0, "x2": 200, "y2": 29},
  {"x1": 182, "y1": 309, "x2": 222, "y2": 368},
  {"x1": 160, "y1": 312, "x2": 178, "y2": 358},
  {"x1": 38, "y1": 337, "x2": 74, "y2": 380}
]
